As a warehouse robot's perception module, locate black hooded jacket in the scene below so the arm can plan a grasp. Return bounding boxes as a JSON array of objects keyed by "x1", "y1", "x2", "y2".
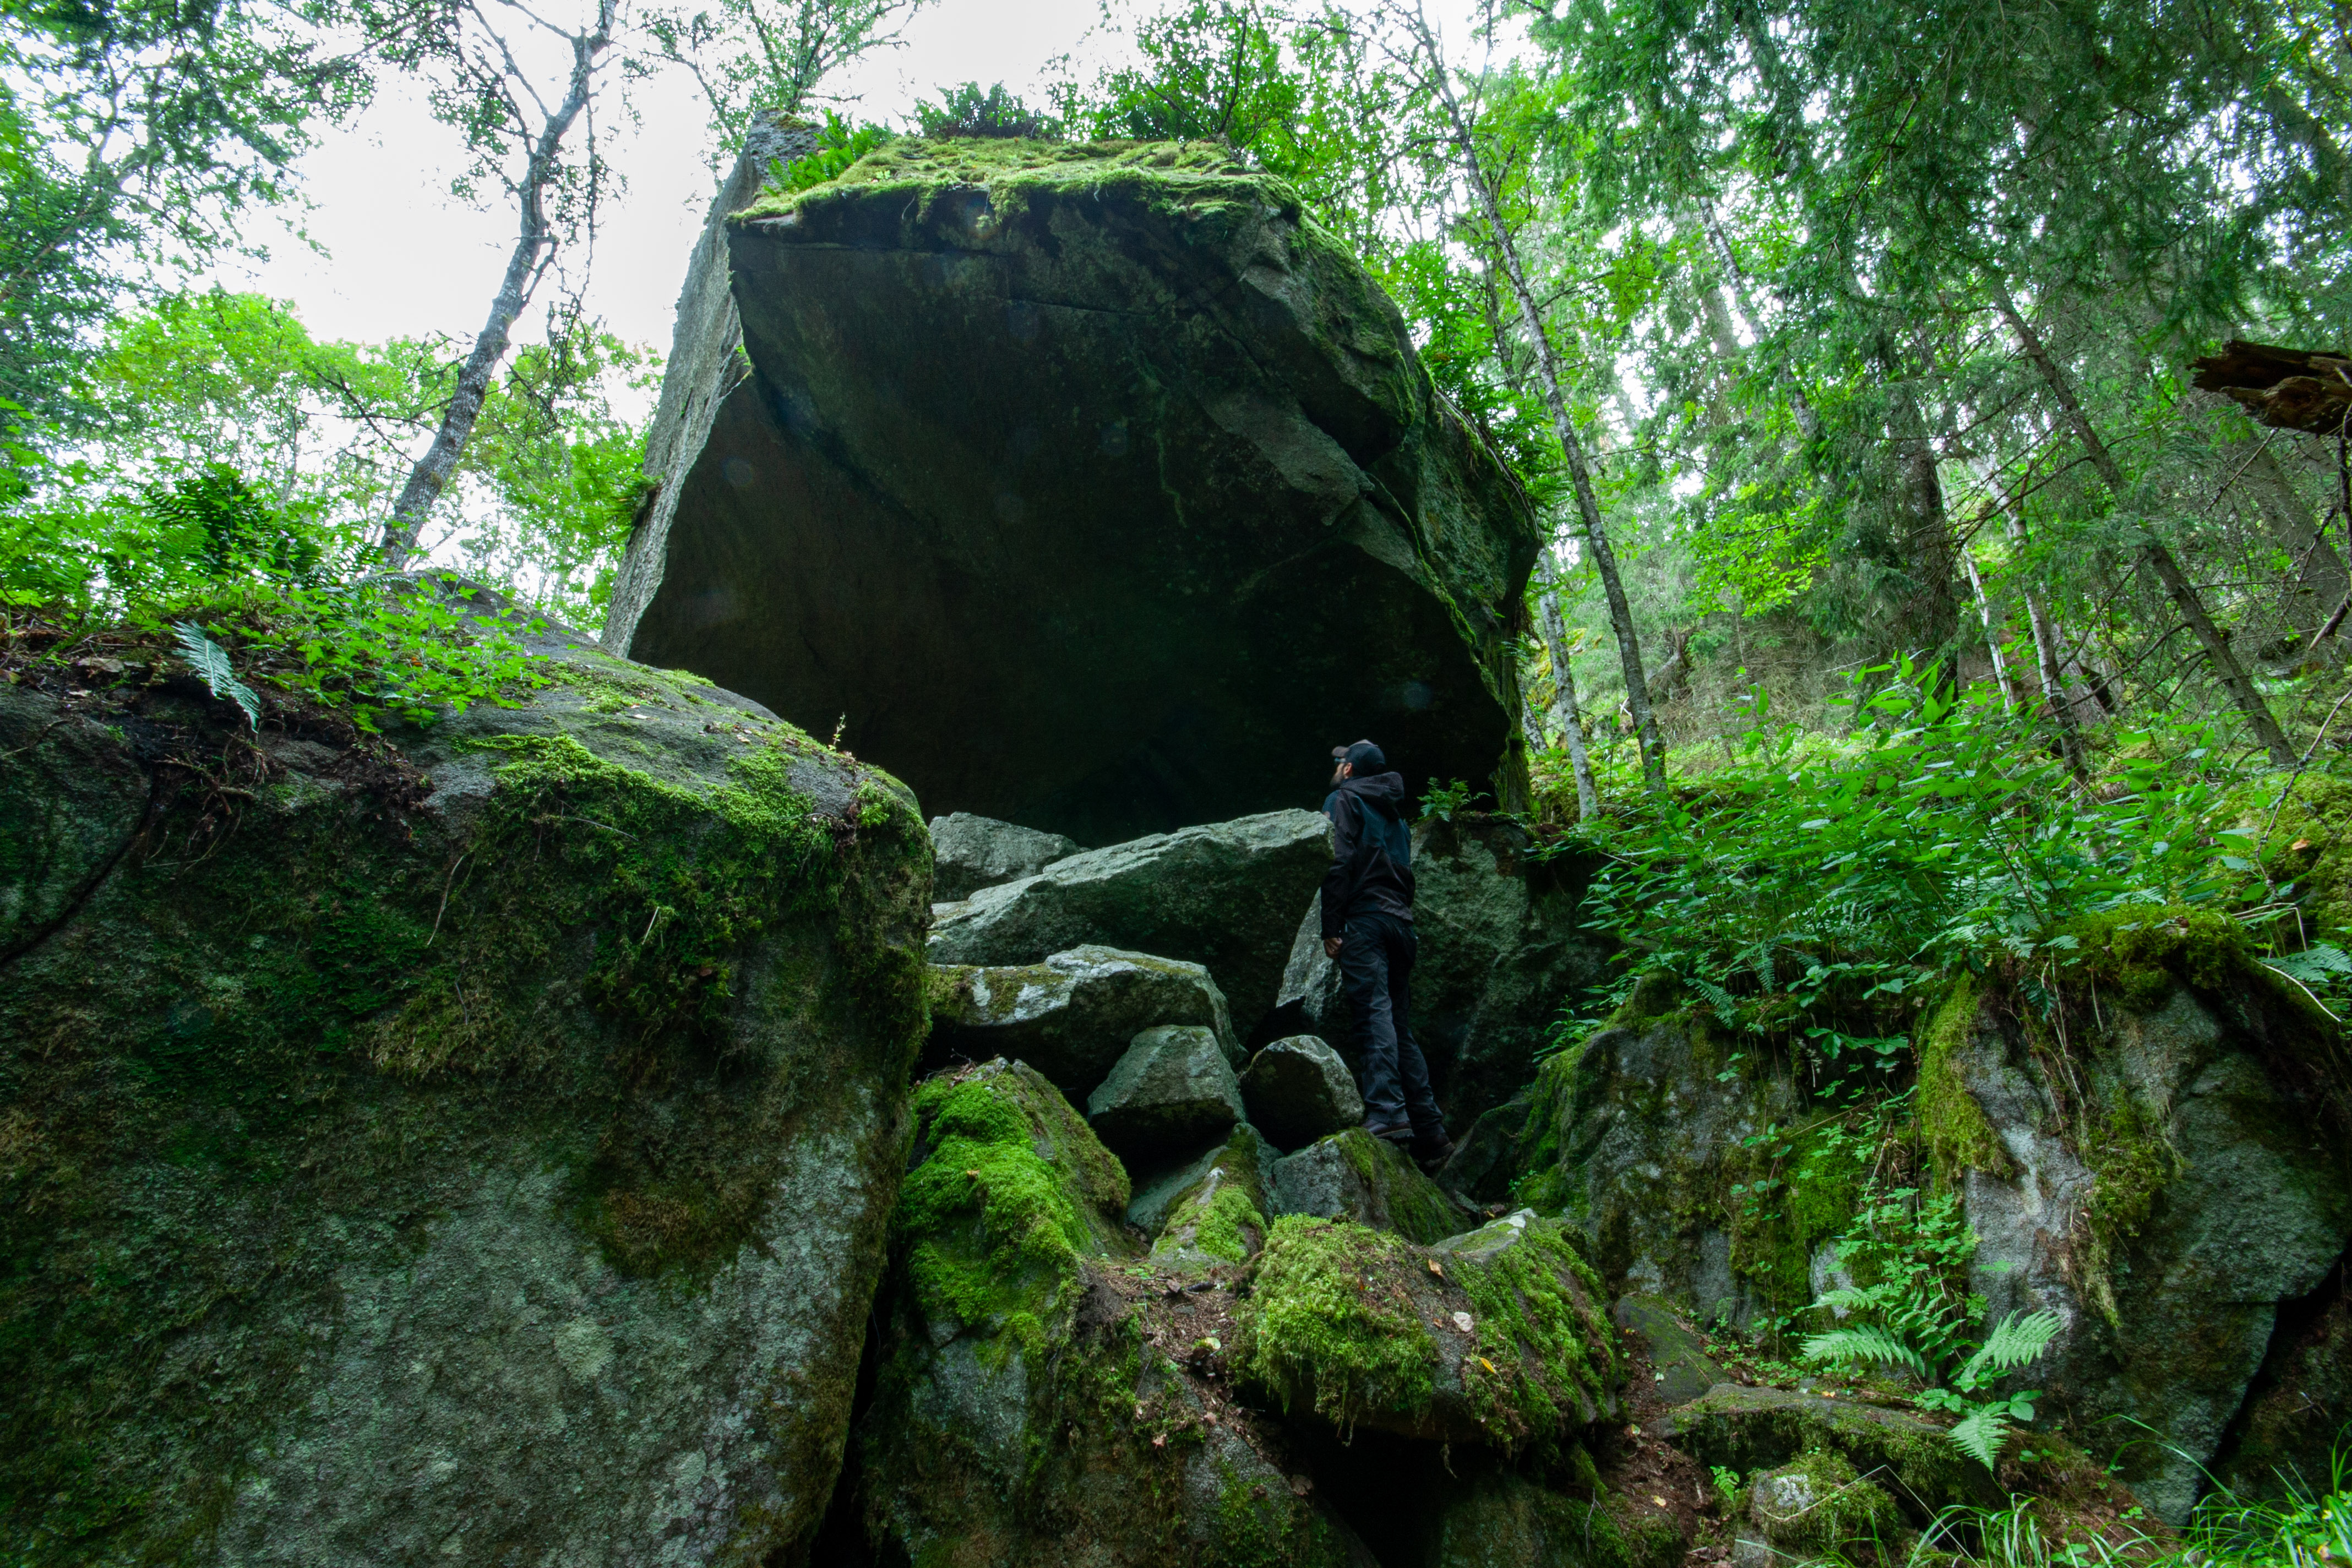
[{"x1": 1319, "y1": 772, "x2": 1415, "y2": 938}]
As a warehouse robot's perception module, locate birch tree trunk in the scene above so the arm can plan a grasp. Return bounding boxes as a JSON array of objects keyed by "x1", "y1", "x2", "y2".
[
  {"x1": 1960, "y1": 548, "x2": 2018, "y2": 709},
  {"x1": 1396, "y1": 2, "x2": 1665, "y2": 791},
  {"x1": 378, "y1": 2, "x2": 616, "y2": 570},
  {"x1": 1992, "y1": 283, "x2": 2295, "y2": 765},
  {"x1": 1537, "y1": 582, "x2": 1602, "y2": 821}
]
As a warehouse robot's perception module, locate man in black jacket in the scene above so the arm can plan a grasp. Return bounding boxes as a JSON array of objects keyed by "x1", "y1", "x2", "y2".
[{"x1": 1320, "y1": 740, "x2": 1452, "y2": 1170}]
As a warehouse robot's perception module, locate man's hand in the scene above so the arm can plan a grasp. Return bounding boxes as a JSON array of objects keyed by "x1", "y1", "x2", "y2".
[{"x1": 1323, "y1": 935, "x2": 1343, "y2": 959}]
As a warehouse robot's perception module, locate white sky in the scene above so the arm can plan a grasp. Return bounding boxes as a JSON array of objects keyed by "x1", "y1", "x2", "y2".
[{"x1": 208, "y1": 0, "x2": 1117, "y2": 392}]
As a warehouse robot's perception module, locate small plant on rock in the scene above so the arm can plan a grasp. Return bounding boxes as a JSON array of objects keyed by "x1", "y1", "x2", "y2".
[{"x1": 1799, "y1": 1179, "x2": 2061, "y2": 1468}]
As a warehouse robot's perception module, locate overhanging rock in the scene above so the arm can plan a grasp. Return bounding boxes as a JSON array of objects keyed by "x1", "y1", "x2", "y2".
[{"x1": 608, "y1": 137, "x2": 1542, "y2": 846}]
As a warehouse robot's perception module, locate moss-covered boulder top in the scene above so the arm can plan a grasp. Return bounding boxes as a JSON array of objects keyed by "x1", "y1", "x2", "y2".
[
  {"x1": 610, "y1": 135, "x2": 1540, "y2": 845},
  {"x1": 1, "y1": 596, "x2": 933, "y2": 1567}
]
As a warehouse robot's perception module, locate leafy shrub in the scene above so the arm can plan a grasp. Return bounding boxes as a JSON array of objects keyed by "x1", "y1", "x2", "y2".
[
  {"x1": 768, "y1": 110, "x2": 892, "y2": 193},
  {"x1": 1553, "y1": 661, "x2": 2324, "y2": 1039}
]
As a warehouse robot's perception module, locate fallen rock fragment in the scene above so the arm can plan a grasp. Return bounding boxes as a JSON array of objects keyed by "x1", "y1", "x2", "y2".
[
  {"x1": 928, "y1": 811, "x2": 1080, "y2": 901},
  {"x1": 929, "y1": 808, "x2": 1330, "y2": 1035},
  {"x1": 1232, "y1": 1212, "x2": 1620, "y2": 1449},
  {"x1": 1087, "y1": 1026, "x2": 1247, "y2": 1161},
  {"x1": 1266, "y1": 1128, "x2": 1462, "y2": 1245},
  {"x1": 1239, "y1": 1035, "x2": 1364, "y2": 1151},
  {"x1": 925, "y1": 945, "x2": 1236, "y2": 1093}
]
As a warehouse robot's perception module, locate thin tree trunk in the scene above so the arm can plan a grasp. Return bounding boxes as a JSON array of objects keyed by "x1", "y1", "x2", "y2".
[
  {"x1": 1696, "y1": 197, "x2": 1822, "y2": 444},
  {"x1": 1402, "y1": 5, "x2": 1664, "y2": 791},
  {"x1": 1961, "y1": 548, "x2": 2018, "y2": 709},
  {"x1": 378, "y1": 8, "x2": 613, "y2": 569},
  {"x1": 1538, "y1": 582, "x2": 1601, "y2": 821},
  {"x1": 1992, "y1": 282, "x2": 2296, "y2": 765}
]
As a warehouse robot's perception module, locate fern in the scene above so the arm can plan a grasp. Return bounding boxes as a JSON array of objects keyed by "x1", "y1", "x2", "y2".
[
  {"x1": 1956, "y1": 1311, "x2": 2062, "y2": 1386},
  {"x1": 173, "y1": 620, "x2": 260, "y2": 729},
  {"x1": 1948, "y1": 1404, "x2": 2014, "y2": 1469},
  {"x1": 2261, "y1": 944, "x2": 2352, "y2": 984},
  {"x1": 1800, "y1": 1325, "x2": 1929, "y2": 1377}
]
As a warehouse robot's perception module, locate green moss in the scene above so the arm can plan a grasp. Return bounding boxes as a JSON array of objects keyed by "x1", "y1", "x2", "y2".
[
  {"x1": 1723, "y1": 1117, "x2": 1871, "y2": 1320},
  {"x1": 1233, "y1": 1216, "x2": 1438, "y2": 1430},
  {"x1": 1153, "y1": 1129, "x2": 1270, "y2": 1266},
  {"x1": 377, "y1": 731, "x2": 837, "y2": 1072},
  {"x1": 737, "y1": 135, "x2": 1294, "y2": 231},
  {"x1": 895, "y1": 1060, "x2": 1130, "y2": 1355},
  {"x1": 1510, "y1": 1044, "x2": 1585, "y2": 1215},
  {"x1": 2060, "y1": 904, "x2": 2248, "y2": 1010},
  {"x1": 1917, "y1": 976, "x2": 2013, "y2": 1181},
  {"x1": 1451, "y1": 1218, "x2": 1620, "y2": 1451},
  {"x1": 1325, "y1": 1127, "x2": 1461, "y2": 1244}
]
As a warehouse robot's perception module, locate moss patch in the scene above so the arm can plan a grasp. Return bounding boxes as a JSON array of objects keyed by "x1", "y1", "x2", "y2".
[
  {"x1": 1452, "y1": 1218, "x2": 1621, "y2": 1450},
  {"x1": 1233, "y1": 1216, "x2": 1439, "y2": 1430},
  {"x1": 1917, "y1": 976, "x2": 2012, "y2": 1180},
  {"x1": 895, "y1": 1059, "x2": 1131, "y2": 1354}
]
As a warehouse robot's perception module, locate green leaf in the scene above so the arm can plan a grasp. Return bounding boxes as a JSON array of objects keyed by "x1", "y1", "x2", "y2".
[{"x1": 172, "y1": 620, "x2": 260, "y2": 729}]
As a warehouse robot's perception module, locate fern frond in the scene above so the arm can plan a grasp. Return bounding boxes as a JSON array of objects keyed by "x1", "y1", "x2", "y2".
[
  {"x1": 1799, "y1": 1326, "x2": 1928, "y2": 1376},
  {"x1": 1948, "y1": 1404, "x2": 2011, "y2": 1470},
  {"x1": 1811, "y1": 1287, "x2": 1881, "y2": 1315},
  {"x1": 1958, "y1": 1310, "x2": 2061, "y2": 1384},
  {"x1": 173, "y1": 621, "x2": 260, "y2": 730}
]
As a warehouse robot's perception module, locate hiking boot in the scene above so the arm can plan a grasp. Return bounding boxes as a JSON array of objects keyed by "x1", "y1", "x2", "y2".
[
  {"x1": 1364, "y1": 1121, "x2": 1414, "y2": 1150},
  {"x1": 1412, "y1": 1131, "x2": 1455, "y2": 1174}
]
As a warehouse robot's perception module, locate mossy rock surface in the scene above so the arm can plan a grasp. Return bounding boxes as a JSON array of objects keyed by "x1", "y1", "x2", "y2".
[
  {"x1": 1936, "y1": 917, "x2": 2352, "y2": 1521},
  {"x1": 618, "y1": 135, "x2": 1541, "y2": 846},
  {"x1": 1233, "y1": 1212, "x2": 1620, "y2": 1450},
  {"x1": 843, "y1": 1058, "x2": 1372, "y2": 1565},
  {"x1": 1428, "y1": 1464, "x2": 1682, "y2": 1568},
  {"x1": 929, "y1": 808, "x2": 1331, "y2": 1036},
  {"x1": 1267, "y1": 1126, "x2": 1462, "y2": 1244},
  {"x1": 1507, "y1": 1004, "x2": 1811, "y2": 1330},
  {"x1": 1746, "y1": 1448, "x2": 1902, "y2": 1553},
  {"x1": 1148, "y1": 1124, "x2": 1277, "y2": 1269},
  {"x1": 0, "y1": 610, "x2": 932, "y2": 1566},
  {"x1": 1666, "y1": 1384, "x2": 1990, "y2": 1520},
  {"x1": 925, "y1": 943, "x2": 1237, "y2": 1093}
]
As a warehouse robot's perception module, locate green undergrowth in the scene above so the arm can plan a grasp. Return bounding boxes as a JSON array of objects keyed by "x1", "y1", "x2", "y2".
[
  {"x1": 1233, "y1": 1216, "x2": 1438, "y2": 1430},
  {"x1": 894, "y1": 1060, "x2": 1130, "y2": 1357}
]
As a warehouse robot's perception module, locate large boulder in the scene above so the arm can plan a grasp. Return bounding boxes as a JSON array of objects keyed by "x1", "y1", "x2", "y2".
[
  {"x1": 1232, "y1": 1212, "x2": 1621, "y2": 1449},
  {"x1": 610, "y1": 137, "x2": 1543, "y2": 846},
  {"x1": 0, "y1": 601, "x2": 932, "y2": 1566},
  {"x1": 1088, "y1": 1025, "x2": 1248, "y2": 1160},
  {"x1": 1276, "y1": 816, "x2": 1608, "y2": 1126},
  {"x1": 1924, "y1": 914, "x2": 2352, "y2": 1521},
  {"x1": 927, "y1": 810, "x2": 1079, "y2": 900},
  {"x1": 925, "y1": 944, "x2": 1238, "y2": 1093},
  {"x1": 1240, "y1": 1034, "x2": 1365, "y2": 1150},
  {"x1": 835, "y1": 1059, "x2": 1374, "y2": 1566},
  {"x1": 929, "y1": 808, "x2": 1330, "y2": 1034},
  {"x1": 1267, "y1": 1128, "x2": 1465, "y2": 1246}
]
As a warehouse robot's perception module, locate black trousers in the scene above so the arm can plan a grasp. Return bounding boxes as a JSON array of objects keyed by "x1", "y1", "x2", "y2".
[{"x1": 1338, "y1": 911, "x2": 1442, "y2": 1137}]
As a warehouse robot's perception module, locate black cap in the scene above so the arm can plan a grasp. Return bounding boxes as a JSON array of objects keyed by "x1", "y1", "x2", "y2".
[{"x1": 1341, "y1": 739, "x2": 1386, "y2": 772}]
